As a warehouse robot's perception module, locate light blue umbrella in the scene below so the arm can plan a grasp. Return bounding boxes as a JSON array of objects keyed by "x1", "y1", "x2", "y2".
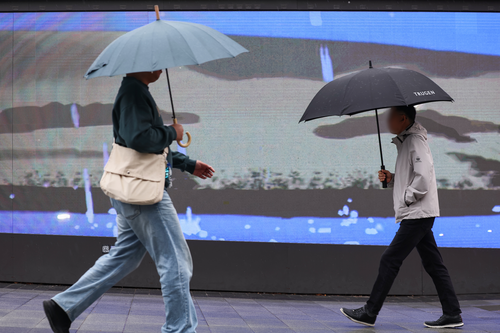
[{"x1": 84, "y1": 6, "x2": 248, "y2": 147}]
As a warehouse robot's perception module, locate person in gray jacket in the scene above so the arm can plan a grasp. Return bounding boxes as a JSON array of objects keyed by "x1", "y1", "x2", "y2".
[{"x1": 340, "y1": 105, "x2": 463, "y2": 329}]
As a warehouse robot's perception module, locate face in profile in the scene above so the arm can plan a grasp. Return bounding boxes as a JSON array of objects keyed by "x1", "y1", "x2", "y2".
[
  {"x1": 387, "y1": 107, "x2": 406, "y2": 135},
  {"x1": 148, "y1": 70, "x2": 163, "y2": 83},
  {"x1": 126, "y1": 70, "x2": 163, "y2": 85}
]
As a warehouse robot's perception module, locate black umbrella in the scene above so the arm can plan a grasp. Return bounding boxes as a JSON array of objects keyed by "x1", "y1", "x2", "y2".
[{"x1": 300, "y1": 61, "x2": 453, "y2": 188}]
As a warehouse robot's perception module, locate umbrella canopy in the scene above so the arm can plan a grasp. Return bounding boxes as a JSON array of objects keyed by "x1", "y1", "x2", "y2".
[
  {"x1": 299, "y1": 61, "x2": 453, "y2": 188},
  {"x1": 85, "y1": 19, "x2": 248, "y2": 79},
  {"x1": 300, "y1": 62, "x2": 453, "y2": 122},
  {"x1": 84, "y1": 6, "x2": 248, "y2": 147}
]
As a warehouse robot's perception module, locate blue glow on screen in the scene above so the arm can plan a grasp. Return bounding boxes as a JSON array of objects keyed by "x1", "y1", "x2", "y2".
[
  {"x1": 0, "y1": 10, "x2": 499, "y2": 247},
  {"x1": 1, "y1": 211, "x2": 499, "y2": 249},
  {"x1": 1, "y1": 11, "x2": 499, "y2": 56}
]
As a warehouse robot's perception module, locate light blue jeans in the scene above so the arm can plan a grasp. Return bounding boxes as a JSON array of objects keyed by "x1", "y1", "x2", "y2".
[{"x1": 52, "y1": 190, "x2": 198, "y2": 333}]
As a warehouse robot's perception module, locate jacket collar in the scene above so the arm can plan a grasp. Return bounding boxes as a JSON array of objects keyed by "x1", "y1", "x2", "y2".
[
  {"x1": 391, "y1": 121, "x2": 428, "y2": 145},
  {"x1": 394, "y1": 122, "x2": 415, "y2": 143}
]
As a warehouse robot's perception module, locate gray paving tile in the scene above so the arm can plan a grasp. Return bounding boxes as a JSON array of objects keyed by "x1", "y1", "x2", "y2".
[
  {"x1": 77, "y1": 313, "x2": 127, "y2": 332},
  {"x1": 125, "y1": 314, "x2": 165, "y2": 325},
  {"x1": 0, "y1": 309, "x2": 12, "y2": 319},
  {"x1": 77, "y1": 331, "x2": 125, "y2": 333},
  {"x1": 0, "y1": 327, "x2": 32, "y2": 333},
  {"x1": 208, "y1": 327, "x2": 254, "y2": 333},
  {"x1": 0, "y1": 300, "x2": 27, "y2": 308},
  {"x1": 251, "y1": 329, "x2": 296, "y2": 333},
  {"x1": 128, "y1": 307, "x2": 165, "y2": 316},
  {"x1": 291, "y1": 329, "x2": 335, "y2": 333},
  {"x1": 123, "y1": 323, "x2": 164, "y2": 332},
  {"x1": 205, "y1": 317, "x2": 249, "y2": 327},
  {"x1": 90, "y1": 305, "x2": 132, "y2": 315},
  {"x1": 27, "y1": 329, "x2": 54, "y2": 333},
  {"x1": 281, "y1": 318, "x2": 330, "y2": 329},
  {"x1": 4, "y1": 309, "x2": 45, "y2": 319},
  {"x1": 244, "y1": 317, "x2": 288, "y2": 328},
  {"x1": 32, "y1": 317, "x2": 53, "y2": 329},
  {"x1": 195, "y1": 326, "x2": 212, "y2": 333}
]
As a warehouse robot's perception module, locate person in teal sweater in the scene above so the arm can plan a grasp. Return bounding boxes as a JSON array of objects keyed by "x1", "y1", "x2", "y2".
[
  {"x1": 43, "y1": 70, "x2": 214, "y2": 333},
  {"x1": 112, "y1": 73, "x2": 212, "y2": 182}
]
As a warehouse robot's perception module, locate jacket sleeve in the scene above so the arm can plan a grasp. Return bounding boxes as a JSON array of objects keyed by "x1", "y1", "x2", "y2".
[
  {"x1": 388, "y1": 173, "x2": 395, "y2": 188},
  {"x1": 118, "y1": 93, "x2": 177, "y2": 153},
  {"x1": 172, "y1": 151, "x2": 197, "y2": 174},
  {"x1": 405, "y1": 136, "x2": 433, "y2": 206}
]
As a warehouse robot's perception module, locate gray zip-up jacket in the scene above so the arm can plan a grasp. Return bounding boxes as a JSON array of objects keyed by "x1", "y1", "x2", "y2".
[{"x1": 388, "y1": 121, "x2": 440, "y2": 223}]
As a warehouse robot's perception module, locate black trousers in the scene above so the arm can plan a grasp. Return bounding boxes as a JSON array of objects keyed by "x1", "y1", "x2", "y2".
[{"x1": 366, "y1": 217, "x2": 461, "y2": 316}]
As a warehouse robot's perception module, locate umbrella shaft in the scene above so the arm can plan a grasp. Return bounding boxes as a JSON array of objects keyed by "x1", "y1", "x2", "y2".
[
  {"x1": 165, "y1": 68, "x2": 176, "y2": 119},
  {"x1": 375, "y1": 109, "x2": 388, "y2": 188},
  {"x1": 375, "y1": 109, "x2": 385, "y2": 167}
]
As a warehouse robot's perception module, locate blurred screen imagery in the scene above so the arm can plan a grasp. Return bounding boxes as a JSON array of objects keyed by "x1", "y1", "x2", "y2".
[{"x1": 0, "y1": 11, "x2": 499, "y2": 247}]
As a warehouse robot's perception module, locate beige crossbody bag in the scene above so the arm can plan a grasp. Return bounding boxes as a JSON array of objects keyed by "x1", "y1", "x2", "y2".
[{"x1": 100, "y1": 143, "x2": 168, "y2": 205}]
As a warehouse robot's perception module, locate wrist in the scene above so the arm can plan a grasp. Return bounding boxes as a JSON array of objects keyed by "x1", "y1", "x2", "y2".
[{"x1": 166, "y1": 125, "x2": 177, "y2": 142}]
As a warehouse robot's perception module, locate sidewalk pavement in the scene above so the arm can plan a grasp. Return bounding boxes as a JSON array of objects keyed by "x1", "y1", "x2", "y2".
[{"x1": 0, "y1": 283, "x2": 499, "y2": 332}]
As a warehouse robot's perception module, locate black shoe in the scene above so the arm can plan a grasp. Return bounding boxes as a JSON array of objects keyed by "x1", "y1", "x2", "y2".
[
  {"x1": 43, "y1": 300, "x2": 71, "y2": 333},
  {"x1": 340, "y1": 306, "x2": 377, "y2": 327},
  {"x1": 424, "y1": 314, "x2": 464, "y2": 328}
]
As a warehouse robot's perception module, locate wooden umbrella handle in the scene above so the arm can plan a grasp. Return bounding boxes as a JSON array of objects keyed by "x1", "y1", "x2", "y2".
[
  {"x1": 154, "y1": 5, "x2": 160, "y2": 20},
  {"x1": 173, "y1": 118, "x2": 192, "y2": 148}
]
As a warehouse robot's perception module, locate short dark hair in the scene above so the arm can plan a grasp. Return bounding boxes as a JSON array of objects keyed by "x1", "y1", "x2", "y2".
[{"x1": 394, "y1": 105, "x2": 416, "y2": 123}]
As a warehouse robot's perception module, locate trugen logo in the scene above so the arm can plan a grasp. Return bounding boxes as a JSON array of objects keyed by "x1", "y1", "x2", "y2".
[{"x1": 413, "y1": 90, "x2": 435, "y2": 96}]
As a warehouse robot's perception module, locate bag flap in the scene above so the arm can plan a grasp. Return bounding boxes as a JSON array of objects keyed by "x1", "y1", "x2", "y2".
[{"x1": 104, "y1": 143, "x2": 166, "y2": 182}]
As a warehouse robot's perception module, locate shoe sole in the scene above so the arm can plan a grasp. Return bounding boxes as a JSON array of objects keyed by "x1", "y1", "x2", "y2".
[
  {"x1": 424, "y1": 322, "x2": 464, "y2": 329},
  {"x1": 340, "y1": 308, "x2": 375, "y2": 327}
]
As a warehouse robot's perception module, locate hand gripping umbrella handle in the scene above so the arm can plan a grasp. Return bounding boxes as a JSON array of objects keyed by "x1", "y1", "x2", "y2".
[
  {"x1": 173, "y1": 118, "x2": 192, "y2": 148},
  {"x1": 381, "y1": 165, "x2": 388, "y2": 189}
]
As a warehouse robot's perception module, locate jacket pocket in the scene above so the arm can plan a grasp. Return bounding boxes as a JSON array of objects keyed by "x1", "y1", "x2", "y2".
[
  {"x1": 398, "y1": 190, "x2": 407, "y2": 209},
  {"x1": 403, "y1": 189, "x2": 411, "y2": 207}
]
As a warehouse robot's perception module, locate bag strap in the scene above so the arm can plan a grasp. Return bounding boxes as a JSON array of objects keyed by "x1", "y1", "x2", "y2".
[{"x1": 111, "y1": 137, "x2": 168, "y2": 157}]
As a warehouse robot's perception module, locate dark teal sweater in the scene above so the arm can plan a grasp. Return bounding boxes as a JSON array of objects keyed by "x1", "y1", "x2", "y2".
[{"x1": 112, "y1": 76, "x2": 196, "y2": 184}]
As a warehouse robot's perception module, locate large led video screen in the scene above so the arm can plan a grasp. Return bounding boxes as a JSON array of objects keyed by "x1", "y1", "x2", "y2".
[{"x1": 0, "y1": 11, "x2": 499, "y2": 248}]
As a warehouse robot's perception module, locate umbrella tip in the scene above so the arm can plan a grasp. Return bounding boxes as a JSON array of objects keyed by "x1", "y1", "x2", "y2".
[
  {"x1": 369, "y1": 60, "x2": 373, "y2": 68},
  {"x1": 154, "y1": 5, "x2": 160, "y2": 20}
]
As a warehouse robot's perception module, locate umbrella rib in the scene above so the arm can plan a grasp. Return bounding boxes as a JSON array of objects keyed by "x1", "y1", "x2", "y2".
[
  {"x1": 341, "y1": 73, "x2": 360, "y2": 115},
  {"x1": 128, "y1": 30, "x2": 149, "y2": 73},
  {"x1": 106, "y1": 29, "x2": 140, "y2": 76},
  {"x1": 384, "y1": 71, "x2": 408, "y2": 106},
  {"x1": 176, "y1": 22, "x2": 238, "y2": 64},
  {"x1": 163, "y1": 22, "x2": 199, "y2": 66}
]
